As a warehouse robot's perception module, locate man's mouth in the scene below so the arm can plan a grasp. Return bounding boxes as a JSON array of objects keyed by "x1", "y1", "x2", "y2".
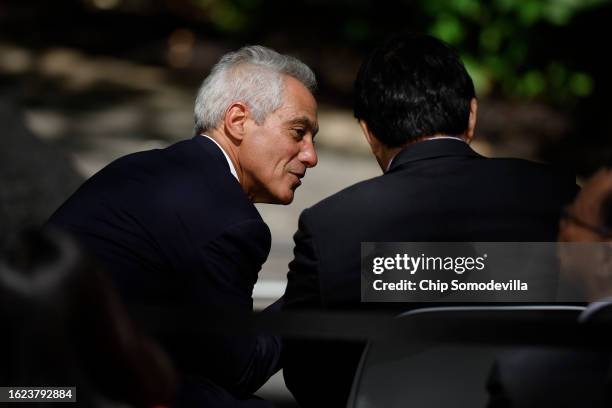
[{"x1": 289, "y1": 171, "x2": 305, "y2": 186}]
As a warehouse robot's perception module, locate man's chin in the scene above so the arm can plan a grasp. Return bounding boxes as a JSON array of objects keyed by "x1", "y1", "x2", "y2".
[
  {"x1": 274, "y1": 184, "x2": 299, "y2": 205},
  {"x1": 278, "y1": 192, "x2": 295, "y2": 205},
  {"x1": 260, "y1": 190, "x2": 295, "y2": 205}
]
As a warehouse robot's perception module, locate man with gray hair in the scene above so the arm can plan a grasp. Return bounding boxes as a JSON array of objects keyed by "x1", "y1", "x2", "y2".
[{"x1": 48, "y1": 45, "x2": 318, "y2": 407}]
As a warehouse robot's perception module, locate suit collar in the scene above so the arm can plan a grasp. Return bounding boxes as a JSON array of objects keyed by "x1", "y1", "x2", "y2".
[
  {"x1": 192, "y1": 134, "x2": 225, "y2": 160},
  {"x1": 199, "y1": 134, "x2": 239, "y2": 180},
  {"x1": 387, "y1": 138, "x2": 482, "y2": 173},
  {"x1": 190, "y1": 135, "x2": 238, "y2": 177}
]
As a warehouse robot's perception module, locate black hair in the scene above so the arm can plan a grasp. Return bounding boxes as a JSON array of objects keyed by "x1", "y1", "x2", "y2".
[{"x1": 354, "y1": 33, "x2": 476, "y2": 147}]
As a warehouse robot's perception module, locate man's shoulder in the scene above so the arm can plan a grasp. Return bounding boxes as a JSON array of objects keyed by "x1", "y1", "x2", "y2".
[
  {"x1": 476, "y1": 156, "x2": 578, "y2": 196},
  {"x1": 305, "y1": 175, "x2": 385, "y2": 217},
  {"x1": 481, "y1": 156, "x2": 574, "y2": 179},
  {"x1": 52, "y1": 137, "x2": 261, "y2": 227},
  {"x1": 97, "y1": 138, "x2": 240, "y2": 195},
  {"x1": 300, "y1": 155, "x2": 576, "y2": 231},
  {"x1": 105, "y1": 138, "x2": 207, "y2": 173},
  {"x1": 300, "y1": 176, "x2": 392, "y2": 233},
  {"x1": 89, "y1": 139, "x2": 195, "y2": 181}
]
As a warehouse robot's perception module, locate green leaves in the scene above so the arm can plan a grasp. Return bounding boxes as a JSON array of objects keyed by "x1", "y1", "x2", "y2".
[
  {"x1": 430, "y1": 14, "x2": 465, "y2": 45},
  {"x1": 184, "y1": 0, "x2": 605, "y2": 104},
  {"x1": 422, "y1": 0, "x2": 606, "y2": 101}
]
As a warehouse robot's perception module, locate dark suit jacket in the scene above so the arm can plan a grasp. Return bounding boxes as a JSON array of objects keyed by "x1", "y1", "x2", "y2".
[
  {"x1": 48, "y1": 136, "x2": 279, "y2": 406},
  {"x1": 282, "y1": 139, "x2": 578, "y2": 407}
]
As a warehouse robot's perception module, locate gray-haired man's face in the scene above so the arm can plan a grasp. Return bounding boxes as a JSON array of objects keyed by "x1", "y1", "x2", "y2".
[{"x1": 240, "y1": 75, "x2": 319, "y2": 204}]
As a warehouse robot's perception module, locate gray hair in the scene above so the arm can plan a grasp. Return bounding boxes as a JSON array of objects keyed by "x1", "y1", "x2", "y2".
[{"x1": 194, "y1": 45, "x2": 316, "y2": 134}]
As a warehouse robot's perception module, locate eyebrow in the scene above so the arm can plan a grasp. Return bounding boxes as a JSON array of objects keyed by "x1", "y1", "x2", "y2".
[{"x1": 288, "y1": 116, "x2": 319, "y2": 137}]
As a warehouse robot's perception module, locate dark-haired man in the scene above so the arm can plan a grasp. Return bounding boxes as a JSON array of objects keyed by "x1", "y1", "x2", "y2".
[{"x1": 281, "y1": 33, "x2": 578, "y2": 407}]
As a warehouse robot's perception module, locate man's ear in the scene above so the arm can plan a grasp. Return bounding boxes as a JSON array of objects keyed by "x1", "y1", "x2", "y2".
[
  {"x1": 223, "y1": 102, "x2": 249, "y2": 141},
  {"x1": 359, "y1": 120, "x2": 380, "y2": 154},
  {"x1": 359, "y1": 119, "x2": 390, "y2": 172},
  {"x1": 464, "y1": 98, "x2": 478, "y2": 143}
]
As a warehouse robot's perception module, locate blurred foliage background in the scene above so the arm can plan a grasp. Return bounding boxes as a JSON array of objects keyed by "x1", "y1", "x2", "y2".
[
  {"x1": 190, "y1": 0, "x2": 606, "y2": 103},
  {"x1": 3, "y1": 0, "x2": 612, "y2": 148},
  {"x1": 3, "y1": 0, "x2": 610, "y2": 100}
]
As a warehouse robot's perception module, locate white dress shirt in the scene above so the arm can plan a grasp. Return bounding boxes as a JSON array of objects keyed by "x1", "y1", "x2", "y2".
[{"x1": 201, "y1": 134, "x2": 239, "y2": 181}]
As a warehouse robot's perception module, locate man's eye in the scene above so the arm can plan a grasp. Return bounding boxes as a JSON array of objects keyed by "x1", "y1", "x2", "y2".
[{"x1": 292, "y1": 128, "x2": 306, "y2": 138}]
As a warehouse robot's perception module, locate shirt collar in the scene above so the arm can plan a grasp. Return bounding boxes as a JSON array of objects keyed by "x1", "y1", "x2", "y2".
[
  {"x1": 386, "y1": 136, "x2": 480, "y2": 174},
  {"x1": 201, "y1": 134, "x2": 239, "y2": 181}
]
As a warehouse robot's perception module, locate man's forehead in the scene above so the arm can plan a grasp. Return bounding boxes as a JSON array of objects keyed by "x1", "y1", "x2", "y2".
[{"x1": 275, "y1": 75, "x2": 317, "y2": 129}]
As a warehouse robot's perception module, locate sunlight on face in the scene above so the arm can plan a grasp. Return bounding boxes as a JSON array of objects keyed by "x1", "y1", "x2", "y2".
[{"x1": 241, "y1": 75, "x2": 319, "y2": 204}]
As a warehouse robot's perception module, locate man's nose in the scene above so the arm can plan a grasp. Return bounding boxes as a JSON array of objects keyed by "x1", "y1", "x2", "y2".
[{"x1": 298, "y1": 138, "x2": 318, "y2": 168}]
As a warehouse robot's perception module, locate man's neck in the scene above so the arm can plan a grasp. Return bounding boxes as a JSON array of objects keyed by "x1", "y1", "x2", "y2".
[
  {"x1": 382, "y1": 135, "x2": 468, "y2": 172},
  {"x1": 380, "y1": 147, "x2": 404, "y2": 172}
]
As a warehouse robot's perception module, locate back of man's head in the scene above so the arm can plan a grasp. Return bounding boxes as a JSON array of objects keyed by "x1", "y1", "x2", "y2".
[{"x1": 354, "y1": 33, "x2": 476, "y2": 147}]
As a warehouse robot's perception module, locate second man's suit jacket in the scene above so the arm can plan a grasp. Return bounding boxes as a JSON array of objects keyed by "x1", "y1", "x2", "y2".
[
  {"x1": 48, "y1": 136, "x2": 279, "y2": 406},
  {"x1": 282, "y1": 138, "x2": 578, "y2": 408}
]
